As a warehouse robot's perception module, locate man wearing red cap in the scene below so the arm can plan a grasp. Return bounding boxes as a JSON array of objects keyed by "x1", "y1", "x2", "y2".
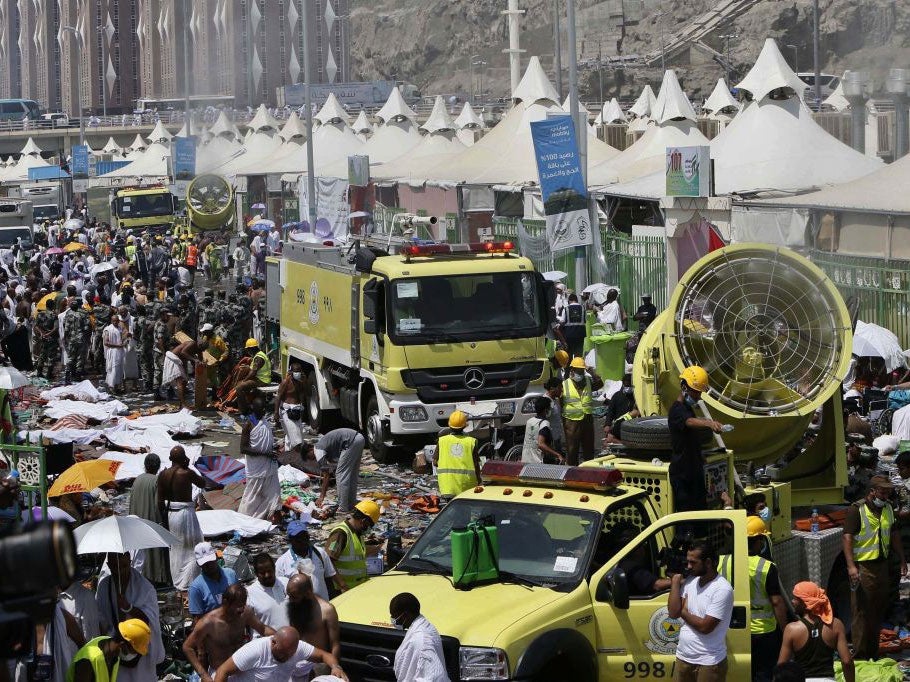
[{"x1": 778, "y1": 581, "x2": 854, "y2": 682}]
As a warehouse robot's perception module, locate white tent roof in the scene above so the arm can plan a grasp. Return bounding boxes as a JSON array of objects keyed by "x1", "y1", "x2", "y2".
[
  {"x1": 513, "y1": 56, "x2": 560, "y2": 105},
  {"x1": 562, "y1": 96, "x2": 594, "y2": 121},
  {"x1": 710, "y1": 95, "x2": 882, "y2": 195},
  {"x1": 750, "y1": 152, "x2": 910, "y2": 214},
  {"x1": 101, "y1": 137, "x2": 123, "y2": 155},
  {"x1": 375, "y1": 87, "x2": 417, "y2": 124},
  {"x1": 650, "y1": 70, "x2": 697, "y2": 124},
  {"x1": 280, "y1": 119, "x2": 364, "y2": 178},
  {"x1": 0, "y1": 139, "x2": 49, "y2": 181},
  {"x1": 315, "y1": 94, "x2": 351, "y2": 126},
  {"x1": 374, "y1": 129, "x2": 467, "y2": 183},
  {"x1": 454, "y1": 102, "x2": 485, "y2": 129},
  {"x1": 175, "y1": 120, "x2": 198, "y2": 138},
  {"x1": 359, "y1": 118, "x2": 422, "y2": 163},
  {"x1": 703, "y1": 78, "x2": 740, "y2": 114},
  {"x1": 421, "y1": 96, "x2": 457, "y2": 133},
  {"x1": 822, "y1": 80, "x2": 849, "y2": 112},
  {"x1": 127, "y1": 134, "x2": 148, "y2": 151},
  {"x1": 19, "y1": 138, "x2": 43, "y2": 156},
  {"x1": 735, "y1": 38, "x2": 808, "y2": 102},
  {"x1": 209, "y1": 111, "x2": 240, "y2": 140},
  {"x1": 595, "y1": 98, "x2": 626, "y2": 125},
  {"x1": 247, "y1": 104, "x2": 281, "y2": 133},
  {"x1": 102, "y1": 142, "x2": 171, "y2": 178},
  {"x1": 628, "y1": 84, "x2": 657, "y2": 118},
  {"x1": 197, "y1": 136, "x2": 244, "y2": 173},
  {"x1": 352, "y1": 110, "x2": 373, "y2": 134},
  {"x1": 278, "y1": 111, "x2": 308, "y2": 141},
  {"x1": 215, "y1": 129, "x2": 284, "y2": 177},
  {"x1": 148, "y1": 120, "x2": 173, "y2": 143}
]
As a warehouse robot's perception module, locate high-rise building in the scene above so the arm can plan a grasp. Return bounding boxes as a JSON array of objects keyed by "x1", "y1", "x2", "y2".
[
  {"x1": 0, "y1": 0, "x2": 22, "y2": 99},
  {"x1": 19, "y1": 0, "x2": 60, "y2": 111}
]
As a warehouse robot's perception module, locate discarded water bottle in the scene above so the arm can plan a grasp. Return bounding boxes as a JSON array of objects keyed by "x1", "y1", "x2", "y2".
[
  {"x1": 720, "y1": 424, "x2": 735, "y2": 433},
  {"x1": 810, "y1": 508, "x2": 819, "y2": 534}
]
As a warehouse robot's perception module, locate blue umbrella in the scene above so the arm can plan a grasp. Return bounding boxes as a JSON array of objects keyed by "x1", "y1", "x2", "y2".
[
  {"x1": 282, "y1": 221, "x2": 300, "y2": 231},
  {"x1": 249, "y1": 219, "x2": 275, "y2": 233}
]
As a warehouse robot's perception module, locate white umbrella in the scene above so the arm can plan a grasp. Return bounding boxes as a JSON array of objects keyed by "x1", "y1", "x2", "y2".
[
  {"x1": 63, "y1": 218, "x2": 84, "y2": 231},
  {"x1": 542, "y1": 270, "x2": 568, "y2": 282},
  {"x1": 853, "y1": 320, "x2": 906, "y2": 372},
  {"x1": 0, "y1": 365, "x2": 30, "y2": 389},
  {"x1": 90, "y1": 261, "x2": 116, "y2": 276},
  {"x1": 22, "y1": 505, "x2": 75, "y2": 523},
  {"x1": 74, "y1": 514, "x2": 178, "y2": 554}
]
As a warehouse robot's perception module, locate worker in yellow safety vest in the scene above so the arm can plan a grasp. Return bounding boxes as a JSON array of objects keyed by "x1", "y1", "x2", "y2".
[
  {"x1": 434, "y1": 410, "x2": 480, "y2": 499},
  {"x1": 66, "y1": 618, "x2": 150, "y2": 682},
  {"x1": 326, "y1": 499, "x2": 380, "y2": 590},
  {"x1": 234, "y1": 338, "x2": 272, "y2": 414},
  {"x1": 561, "y1": 357, "x2": 604, "y2": 465},
  {"x1": 743, "y1": 516, "x2": 788, "y2": 682},
  {"x1": 843, "y1": 474, "x2": 907, "y2": 659}
]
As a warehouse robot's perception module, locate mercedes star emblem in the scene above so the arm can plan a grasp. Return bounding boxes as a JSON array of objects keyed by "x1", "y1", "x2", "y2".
[{"x1": 463, "y1": 367, "x2": 485, "y2": 390}]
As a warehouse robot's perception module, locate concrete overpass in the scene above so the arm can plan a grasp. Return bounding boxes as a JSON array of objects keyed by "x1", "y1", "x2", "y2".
[{"x1": 0, "y1": 122, "x2": 186, "y2": 158}]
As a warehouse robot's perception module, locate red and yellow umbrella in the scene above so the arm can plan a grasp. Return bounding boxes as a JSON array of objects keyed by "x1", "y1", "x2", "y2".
[{"x1": 48, "y1": 459, "x2": 121, "y2": 497}]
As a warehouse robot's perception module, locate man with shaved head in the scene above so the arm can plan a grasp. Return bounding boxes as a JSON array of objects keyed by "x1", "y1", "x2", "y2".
[
  {"x1": 213, "y1": 625, "x2": 346, "y2": 681},
  {"x1": 157, "y1": 444, "x2": 208, "y2": 590},
  {"x1": 278, "y1": 573, "x2": 341, "y2": 675},
  {"x1": 183, "y1": 584, "x2": 275, "y2": 682}
]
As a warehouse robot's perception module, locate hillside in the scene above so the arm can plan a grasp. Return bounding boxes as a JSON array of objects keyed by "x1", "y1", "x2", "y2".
[{"x1": 348, "y1": 0, "x2": 910, "y2": 104}]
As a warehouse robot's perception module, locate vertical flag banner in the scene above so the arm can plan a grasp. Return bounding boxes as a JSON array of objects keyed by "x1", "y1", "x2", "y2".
[
  {"x1": 71, "y1": 144, "x2": 90, "y2": 193},
  {"x1": 173, "y1": 136, "x2": 197, "y2": 196},
  {"x1": 530, "y1": 116, "x2": 593, "y2": 250}
]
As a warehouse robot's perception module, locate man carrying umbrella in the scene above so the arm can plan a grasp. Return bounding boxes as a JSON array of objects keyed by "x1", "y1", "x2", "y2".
[
  {"x1": 95, "y1": 552, "x2": 165, "y2": 681},
  {"x1": 158, "y1": 445, "x2": 207, "y2": 591}
]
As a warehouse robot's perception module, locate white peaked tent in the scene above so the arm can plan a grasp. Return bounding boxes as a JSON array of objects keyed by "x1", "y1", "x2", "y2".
[
  {"x1": 352, "y1": 110, "x2": 373, "y2": 141},
  {"x1": 590, "y1": 69, "x2": 708, "y2": 185},
  {"x1": 215, "y1": 104, "x2": 284, "y2": 177},
  {"x1": 595, "y1": 98, "x2": 626, "y2": 125},
  {"x1": 318, "y1": 94, "x2": 351, "y2": 126},
  {"x1": 374, "y1": 96, "x2": 467, "y2": 183},
  {"x1": 250, "y1": 112, "x2": 310, "y2": 175},
  {"x1": 279, "y1": 97, "x2": 364, "y2": 177},
  {"x1": 101, "y1": 137, "x2": 124, "y2": 156},
  {"x1": 413, "y1": 56, "x2": 619, "y2": 187},
  {"x1": 711, "y1": 39, "x2": 881, "y2": 195},
  {"x1": 102, "y1": 142, "x2": 171, "y2": 179},
  {"x1": 562, "y1": 95, "x2": 598, "y2": 136},
  {"x1": 1, "y1": 138, "x2": 50, "y2": 181},
  {"x1": 454, "y1": 102, "x2": 485, "y2": 147},
  {"x1": 703, "y1": 79, "x2": 740, "y2": 118},
  {"x1": 209, "y1": 111, "x2": 242, "y2": 142},
  {"x1": 246, "y1": 104, "x2": 282, "y2": 134},
  {"x1": 175, "y1": 120, "x2": 197, "y2": 138},
  {"x1": 356, "y1": 88, "x2": 422, "y2": 164},
  {"x1": 147, "y1": 120, "x2": 173, "y2": 144},
  {"x1": 127, "y1": 134, "x2": 148, "y2": 151},
  {"x1": 628, "y1": 84, "x2": 657, "y2": 132},
  {"x1": 278, "y1": 111, "x2": 308, "y2": 142}
]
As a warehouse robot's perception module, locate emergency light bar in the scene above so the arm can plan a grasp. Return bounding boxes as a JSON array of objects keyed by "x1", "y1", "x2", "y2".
[
  {"x1": 481, "y1": 461, "x2": 622, "y2": 491},
  {"x1": 400, "y1": 241, "x2": 514, "y2": 260}
]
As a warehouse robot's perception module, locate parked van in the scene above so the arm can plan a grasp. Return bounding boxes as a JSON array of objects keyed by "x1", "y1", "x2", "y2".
[{"x1": 0, "y1": 99, "x2": 41, "y2": 122}]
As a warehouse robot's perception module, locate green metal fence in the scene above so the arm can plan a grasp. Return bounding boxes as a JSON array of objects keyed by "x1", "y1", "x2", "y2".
[
  {"x1": 808, "y1": 249, "x2": 910, "y2": 347},
  {"x1": 492, "y1": 218, "x2": 668, "y2": 312}
]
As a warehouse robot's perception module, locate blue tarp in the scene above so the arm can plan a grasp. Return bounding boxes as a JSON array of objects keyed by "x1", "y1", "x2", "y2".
[{"x1": 28, "y1": 166, "x2": 69, "y2": 180}]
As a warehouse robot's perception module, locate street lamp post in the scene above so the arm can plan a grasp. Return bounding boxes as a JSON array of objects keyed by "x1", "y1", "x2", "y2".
[
  {"x1": 183, "y1": 0, "x2": 191, "y2": 126},
  {"x1": 62, "y1": 26, "x2": 84, "y2": 146},
  {"x1": 812, "y1": 0, "x2": 822, "y2": 106},
  {"x1": 469, "y1": 54, "x2": 479, "y2": 103},
  {"x1": 471, "y1": 57, "x2": 486, "y2": 106},
  {"x1": 566, "y1": 0, "x2": 586, "y2": 290},
  {"x1": 786, "y1": 44, "x2": 799, "y2": 75},
  {"x1": 302, "y1": 0, "x2": 317, "y2": 229},
  {"x1": 719, "y1": 33, "x2": 739, "y2": 86},
  {"x1": 552, "y1": 0, "x2": 563, "y2": 99}
]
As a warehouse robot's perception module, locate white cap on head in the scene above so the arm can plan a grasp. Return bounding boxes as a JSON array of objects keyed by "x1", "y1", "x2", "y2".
[
  {"x1": 200, "y1": 323, "x2": 214, "y2": 333},
  {"x1": 194, "y1": 541, "x2": 218, "y2": 565}
]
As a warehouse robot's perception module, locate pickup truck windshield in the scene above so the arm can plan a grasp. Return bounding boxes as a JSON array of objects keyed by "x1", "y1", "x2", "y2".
[
  {"x1": 0, "y1": 227, "x2": 32, "y2": 247},
  {"x1": 33, "y1": 205, "x2": 59, "y2": 222},
  {"x1": 114, "y1": 194, "x2": 173, "y2": 219},
  {"x1": 400, "y1": 499, "x2": 599, "y2": 587},
  {"x1": 390, "y1": 271, "x2": 544, "y2": 343}
]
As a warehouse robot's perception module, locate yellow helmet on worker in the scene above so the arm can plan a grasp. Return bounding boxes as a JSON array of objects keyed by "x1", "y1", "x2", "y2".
[
  {"x1": 554, "y1": 350, "x2": 569, "y2": 368},
  {"x1": 680, "y1": 365, "x2": 710, "y2": 393},
  {"x1": 354, "y1": 499, "x2": 381, "y2": 525},
  {"x1": 448, "y1": 410, "x2": 468, "y2": 429},
  {"x1": 118, "y1": 618, "x2": 151, "y2": 655},
  {"x1": 244, "y1": 338, "x2": 259, "y2": 349},
  {"x1": 746, "y1": 515, "x2": 770, "y2": 537},
  {"x1": 569, "y1": 357, "x2": 587, "y2": 370}
]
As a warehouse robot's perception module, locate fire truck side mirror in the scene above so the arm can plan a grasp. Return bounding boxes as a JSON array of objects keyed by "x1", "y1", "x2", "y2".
[
  {"x1": 597, "y1": 567, "x2": 629, "y2": 609},
  {"x1": 364, "y1": 319, "x2": 377, "y2": 335},
  {"x1": 541, "y1": 278, "x2": 557, "y2": 325}
]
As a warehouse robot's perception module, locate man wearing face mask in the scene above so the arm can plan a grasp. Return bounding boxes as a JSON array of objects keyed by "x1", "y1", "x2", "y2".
[
  {"x1": 669, "y1": 366, "x2": 726, "y2": 513},
  {"x1": 561, "y1": 357, "x2": 604, "y2": 465},
  {"x1": 389, "y1": 592, "x2": 450, "y2": 682},
  {"x1": 843, "y1": 475, "x2": 907, "y2": 659},
  {"x1": 274, "y1": 361, "x2": 309, "y2": 458}
]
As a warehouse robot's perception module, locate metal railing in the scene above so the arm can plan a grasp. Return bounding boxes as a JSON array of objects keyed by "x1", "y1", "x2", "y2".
[{"x1": 808, "y1": 248, "x2": 910, "y2": 347}]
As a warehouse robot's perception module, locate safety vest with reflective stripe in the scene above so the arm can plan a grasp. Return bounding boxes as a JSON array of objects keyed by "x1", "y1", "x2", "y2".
[
  {"x1": 852, "y1": 500, "x2": 893, "y2": 561},
  {"x1": 66, "y1": 636, "x2": 119, "y2": 682},
  {"x1": 437, "y1": 433, "x2": 478, "y2": 497},
  {"x1": 254, "y1": 350, "x2": 272, "y2": 384},
  {"x1": 186, "y1": 244, "x2": 198, "y2": 267},
  {"x1": 563, "y1": 377, "x2": 594, "y2": 421},
  {"x1": 124, "y1": 244, "x2": 136, "y2": 263},
  {"x1": 749, "y1": 555, "x2": 776, "y2": 634},
  {"x1": 332, "y1": 521, "x2": 368, "y2": 588}
]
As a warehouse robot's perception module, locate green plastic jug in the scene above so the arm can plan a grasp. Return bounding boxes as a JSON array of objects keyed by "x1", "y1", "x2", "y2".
[{"x1": 451, "y1": 519, "x2": 499, "y2": 589}]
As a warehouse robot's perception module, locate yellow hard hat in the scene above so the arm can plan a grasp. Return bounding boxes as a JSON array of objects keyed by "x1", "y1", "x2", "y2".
[
  {"x1": 569, "y1": 357, "x2": 587, "y2": 370},
  {"x1": 746, "y1": 515, "x2": 769, "y2": 537},
  {"x1": 448, "y1": 410, "x2": 468, "y2": 429},
  {"x1": 354, "y1": 499, "x2": 381, "y2": 524},
  {"x1": 554, "y1": 350, "x2": 569, "y2": 368},
  {"x1": 118, "y1": 618, "x2": 151, "y2": 655},
  {"x1": 244, "y1": 338, "x2": 259, "y2": 349},
  {"x1": 680, "y1": 365, "x2": 710, "y2": 393}
]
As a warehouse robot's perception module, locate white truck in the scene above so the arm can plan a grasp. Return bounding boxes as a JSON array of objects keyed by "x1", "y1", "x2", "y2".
[
  {"x1": 9, "y1": 183, "x2": 64, "y2": 224},
  {"x1": 0, "y1": 200, "x2": 34, "y2": 253}
]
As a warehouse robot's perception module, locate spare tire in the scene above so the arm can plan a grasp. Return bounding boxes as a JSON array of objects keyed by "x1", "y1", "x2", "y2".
[{"x1": 620, "y1": 417, "x2": 714, "y2": 451}]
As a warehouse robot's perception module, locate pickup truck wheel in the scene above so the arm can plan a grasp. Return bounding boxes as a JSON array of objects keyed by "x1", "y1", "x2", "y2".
[
  {"x1": 533, "y1": 657, "x2": 588, "y2": 682},
  {"x1": 364, "y1": 395, "x2": 400, "y2": 464}
]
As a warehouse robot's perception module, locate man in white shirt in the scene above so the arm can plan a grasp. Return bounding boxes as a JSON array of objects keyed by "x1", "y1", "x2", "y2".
[
  {"x1": 245, "y1": 554, "x2": 288, "y2": 629},
  {"x1": 390, "y1": 592, "x2": 450, "y2": 682},
  {"x1": 274, "y1": 520, "x2": 344, "y2": 601},
  {"x1": 667, "y1": 542, "x2": 734, "y2": 681},
  {"x1": 213, "y1": 626, "x2": 345, "y2": 681},
  {"x1": 521, "y1": 396, "x2": 564, "y2": 464}
]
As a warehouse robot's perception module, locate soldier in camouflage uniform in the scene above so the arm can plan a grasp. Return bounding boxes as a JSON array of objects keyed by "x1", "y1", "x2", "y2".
[
  {"x1": 153, "y1": 308, "x2": 172, "y2": 395},
  {"x1": 134, "y1": 304, "x2": 156, "y2": 392},
  {"x1": 225, "y1": 294, "x2": 246, "y2": 367},
  {"x1": 62, "y1": 298, "x2": 90, "y2": 383},
  {"x1": 34, "y1": 308, "x2": 59, "y2": 380},
  {"x1": 198, "y1": 290, "x2": 218, "y2": 329},
  {"x1": 178, "y1": 298, "x2": 198, "y2": 337},
  {"x1": 91, "y1": 301, "x2": 112, "y2": 372},
  {"x1": 236, "y1": 285, "x2": 254, "y2": 341}
]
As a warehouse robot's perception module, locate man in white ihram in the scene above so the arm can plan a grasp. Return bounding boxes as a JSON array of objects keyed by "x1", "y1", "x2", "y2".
[
  {"x1": 667, "y1": 541, "x2": 734, "y2": 681},
  {"x1": 389, "y1": 592, "x2": 450, "y2": 682}
]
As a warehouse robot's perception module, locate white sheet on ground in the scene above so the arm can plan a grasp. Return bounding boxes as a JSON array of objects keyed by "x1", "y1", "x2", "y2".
[
  {"x1": 44, "y1": 399, "x2": 129, "y2": 420},
  {"x1": 22, "y1": 428, "x2": 104, "y2": 444},
  {"x1": 890, "y1": 406, "x2": 910, "y2": 442},
  {"x1": 39, "y1": 380, "x2": 110, "y2": 403},
  {"x1": 196, "y1": 509, "x2": 276, "y2": 537},
  {"x1": 278, "y1": 465, "x2": 310, "y2": 485},
  {"x1": 102, "y1": 423, "x2": 202, "y2": 460},
  {"x1": 108, "y1": 408, "x2": 202, "y2": 435},
  {"x1": 100, "y1": 448, "x2": 203, "y2": 480}
]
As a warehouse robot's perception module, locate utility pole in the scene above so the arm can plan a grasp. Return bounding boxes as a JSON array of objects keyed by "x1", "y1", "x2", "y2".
[
  {"x1": 567, "y1": 0, "x2": 587, "y2": 290},
  {"x1": 470, "y1": 54, "x2": 479, "y2": 104},
  {"x1": 812, "y1": 0, "x2": 821, "y2": 107},
  {"x1": 719, "y1": 33, "x2": 738, "y2": 86},
  {"x1": 302, "y1": 0, "x2": 317, "y2": 228},
  {"x1": 502, "y1": 0, "x2": 525, "y2": 99},
  {"x1": 553, "y1": 0, "x2": 563, "y2": 100},
  {"x1": 183, "y1": 0, "x2": 191, "y2": 127}
]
